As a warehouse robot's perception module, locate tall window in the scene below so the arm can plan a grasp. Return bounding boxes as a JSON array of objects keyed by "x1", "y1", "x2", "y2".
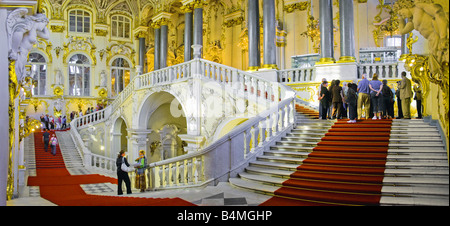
[
  {"x1": 111, "y1": 15, "x2": 131, "y2": 39},
  {"x1": 385, "y1": 36, "x2": 402, "y2": 61},
  {"x1": 69, "y1": 10, "x2": 90, "y2": 33},
  {"x1": 111, "y1": 58, "x2": 131, "y2": 97},
  {"x1": 68, "y1": 54, "x2": 90, "y2": 96},
  {"x1": 385, "y1": 36, "x2": 402, "y2": 47},
  {"x1": 29, "y1": 52, "x2": 47, "y2": 96}
]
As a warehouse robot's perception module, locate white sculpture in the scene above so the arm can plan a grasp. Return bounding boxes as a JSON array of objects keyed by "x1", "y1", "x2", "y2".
[
  {"x1": 7, "y1": 8, "x2": 50, "y2": 82},
  {"x1": 55, "y1": 69, "x2": 63, "y2": 85},
  {"x1": 100, "y1": 70, "x2": 107, "y2": 87}
]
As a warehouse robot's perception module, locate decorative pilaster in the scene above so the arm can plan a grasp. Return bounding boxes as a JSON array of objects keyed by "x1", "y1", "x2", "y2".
[
  {"x1": 129, "y1": 129, "x2": 152, "y2": 161},
  {"x1": 318, "y1": 0, "x2": 335, "y2": 64},
  {"x1": 1, "y1": 4, "x2": 49, "y2": 204}
]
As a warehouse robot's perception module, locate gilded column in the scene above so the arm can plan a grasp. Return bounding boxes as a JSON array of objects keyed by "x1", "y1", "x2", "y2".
[
  {"x1": 248, "y1": 0, "x2": 261, "y2": 71},
  {"x1": 139, "y1": 38, "x2": 145, "y2": 73},
  {"x1": 318, "y1": 0, "x2": 335, "y2": 64},
  {"x1": 182, "y1": 4, "x2": 193, "y2": 62},
  {"x1": 135, "y1": 26, "x2": 148, "y2": 74},
  {"x1": 338, "y1": 0, "x2": 356, "y2": 63},
  {"x1": 160, "y1": 21, "x2": 168, "y2": 68},
  {"x1": 193, "y1": 1, "x2": 205, "y2": 58},
  {"x1": 152, "y1": 22, "x2": 161, "y2": 70},
  {"x1": 263, "y1": 0, "x2": 277, "y2": 69},
  {"x1": 152, "y1": 12, "x2": 172, "y2": 70}
]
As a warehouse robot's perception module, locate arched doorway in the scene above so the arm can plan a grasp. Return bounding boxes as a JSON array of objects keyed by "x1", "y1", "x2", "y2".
[
  {"x1": 136, "y1": 91, "x2": 187, "y2": 163},
  {"x1": 111, "y1": 117, "x2": 128, "y2": 158}
]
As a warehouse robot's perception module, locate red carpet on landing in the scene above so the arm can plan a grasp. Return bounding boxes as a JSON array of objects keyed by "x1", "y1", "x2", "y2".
[
  {"x1": 27, "y1": 131, "x2": 195, "y2": 206},
  {"x1": 261, "y1": 106, "x2": 392, "y2": 206}
]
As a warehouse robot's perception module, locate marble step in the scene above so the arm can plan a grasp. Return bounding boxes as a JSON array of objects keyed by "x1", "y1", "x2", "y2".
[
  {"x1": 238, "y1": 172, "x2": 449, "y2": 197},
  {"x1": 248, "y1": 159, "x2": 449, "y2": 176}
]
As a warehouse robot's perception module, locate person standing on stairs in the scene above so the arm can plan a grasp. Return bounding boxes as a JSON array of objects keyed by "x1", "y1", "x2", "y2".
[
  {"x1": 135, "y1": 150, "x2": 147, "y2": 192},
  {"x1": 413, "y1": 82, "x2": 423, "y2": 119},
  {"x1": 345, "y1": 83, "x2": 358, "y2": 123},
  {"x1": 357, "y1": 74, "x2": 371, "y2": 119},
  {"x1": 318, "y1": 80, "x2": 331, "y2": 120},
  {"x1": 331, "y1": 80, "x2": 344, "y2": 119},
  {"x1": 49, "y1": 133, "x2": 58, "y2": 156},
  {"x1": 116, "y1": 150, "x2": 132, "y2": 195},
  {"x1": 399, "y1": 71, "x2": 413, "y2": 119},
  {"x1": 369, "y1": 73, "x2": 383, "y2": 120},
  {"x1": 42, "y1": 129, "x2": 50, "y2": 152}
]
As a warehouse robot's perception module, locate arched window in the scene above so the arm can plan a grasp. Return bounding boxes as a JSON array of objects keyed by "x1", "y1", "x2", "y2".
[
  {"x1": 69, "y1": 9, "x2": 91, "y2": 33},
  {"x1": 111, "y1": 15, "x2": 131, "y2": 39},
  {"x1": 111, "y1": 58, "x2": 131, "y2": 97},
  {"x1": 68, "y1": 54, "x2": 90, "y2": 96},
  {"x1": 29, "y1": 52, "x2": 47, "y2": 96}
]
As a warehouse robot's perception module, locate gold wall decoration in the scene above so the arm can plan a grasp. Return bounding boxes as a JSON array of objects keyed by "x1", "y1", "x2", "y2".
[
  {"x1": 63, "y1": 36, "x2": 97, "y2": 65},
  {"x1": 33, "y1": 38, "x2": 53, "y2": 63},
  {"x1": 50, "y1": 25, "x2": 65, "y2": 33},
  {"x1": 8, "y1": 61, "x2": 19, "y2": 201},
  {"x1": 204, "y1": 41, "x2": 223, "y2": 64},
  {"x1": 372, "y1": 0, "x2": 399, "y2": 47},
  {"x1": 300, "y1": 1, "x2": 320, "y2": 53},
  {"x1": 284, "y1": 1, "x2": 309, "y2": 13},
  {"x1": 106, "y1": 43, "x2": 136, "y2": 67},
  {"x1": 95, "y1": 28, "x2": 107, "y2": 36},
  {"x1": 238, "y1": 28, "x2": 248, "y2": 52}
]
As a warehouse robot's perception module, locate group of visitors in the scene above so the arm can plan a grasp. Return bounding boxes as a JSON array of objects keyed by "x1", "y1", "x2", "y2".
[
  {"x1": 318, "y1": 71, "x2": 422, "y2": 123},
  {"x1": 116, "y1": 150, "x2": 148, "y2": 195},
  {"x1": 40, "y1": 114, "x2": 67, "y2": 131},
  {"x1": 41, "y1": 128, "x2": 58, "y2": 156}
]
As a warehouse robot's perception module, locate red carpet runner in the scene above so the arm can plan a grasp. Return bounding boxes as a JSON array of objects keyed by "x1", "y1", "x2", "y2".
[
  {"x1": 27, "y1": 131, "x2": 195, "y2": 206},
  {"x1": 261, "y1": 107, "x2": 392, "y2": 206}
]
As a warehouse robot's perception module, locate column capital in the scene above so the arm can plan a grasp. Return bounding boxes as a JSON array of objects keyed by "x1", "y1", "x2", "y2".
[
  {"x1": 181, "y1": 0, "x2": 194, "y2": 13},
  {"x1": 134, "y1": 26, "x2": 149, "y2": 39},
  {"x1": 182, "y1": 0, "x2": 208, "y2": 9},
  {"x1": 152, "y1": 12, "x2": 173, "y2": 27}
]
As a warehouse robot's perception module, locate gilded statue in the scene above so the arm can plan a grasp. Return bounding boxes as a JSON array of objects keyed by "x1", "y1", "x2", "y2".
[{"x1": 394, "y1": 0, "x2": 449, "y2": 75}]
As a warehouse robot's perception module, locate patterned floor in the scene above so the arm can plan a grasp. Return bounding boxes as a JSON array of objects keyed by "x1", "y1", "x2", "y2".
[
  {"x1": 192, "y1": 192, "x2": 257, "y2": 206},
  {"x1": 13, "y1": 131, "x2": 271, "y2": 206}
]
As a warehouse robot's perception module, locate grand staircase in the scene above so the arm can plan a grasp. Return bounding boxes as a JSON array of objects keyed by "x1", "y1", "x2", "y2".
[{"x1": 229, "y1": 105, "x2": 449, "y2": 206}]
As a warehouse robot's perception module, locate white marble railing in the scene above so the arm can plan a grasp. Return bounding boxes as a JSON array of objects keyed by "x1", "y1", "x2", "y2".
[
  {"x1": 72, "y1": 108, "x2": 108, "y2": 129},
  {"x1": 277, "y1": 67, "x2": 316, "y2": 83},
  {"x1": 147, "y1": 96, "x2": 295, "y2": 190},
  {"x1": 358, "y1": 63, "x2": 400, "y2": 79},
  {"x1": 68, "y1": 58, "x2": 295, "y2": 176}
]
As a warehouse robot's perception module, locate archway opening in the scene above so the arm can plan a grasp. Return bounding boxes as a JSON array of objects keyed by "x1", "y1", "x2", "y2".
[{"x1": 137, "y1": 91, "x2": 187, "y2": 163}]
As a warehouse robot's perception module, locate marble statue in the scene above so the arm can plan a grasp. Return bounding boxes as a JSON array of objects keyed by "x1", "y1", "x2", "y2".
[
  {"x1": 7, "y1": 8, "x2": 50, "y2": 82},
  {"x1": 394, "y1": 0, "x2": 449, "y2": 74}
]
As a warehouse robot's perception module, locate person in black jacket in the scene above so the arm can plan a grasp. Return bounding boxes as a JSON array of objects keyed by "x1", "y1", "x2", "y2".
[
  {"x1": 318, "y1": 81, "x2": 330, "y2": 120},
  {"x1": 381, "y1": 80, "x2": 394, "y2": 119},
  {"x1": 345, "y1": 83, "x2": 358, "y2": 123},
  {"x1": 116, "y1": 150, "x2": 132, "y2": 195}
]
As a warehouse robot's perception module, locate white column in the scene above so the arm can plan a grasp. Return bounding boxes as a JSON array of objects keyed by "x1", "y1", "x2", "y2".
[{"x1": 0, "y1": 8, "x2": 10, "y2": 205}]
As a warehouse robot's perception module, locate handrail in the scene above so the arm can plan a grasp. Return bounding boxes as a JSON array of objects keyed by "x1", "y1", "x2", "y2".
[
  {"x1": 68, "y1": 58, "x2": 296, "y2": 177},
  {"x1": 146, "y1": 96, "x2": 296, "y2": 190},
  {"x1": 277, "y1": 67, "x2": 316, "y2": 83}
]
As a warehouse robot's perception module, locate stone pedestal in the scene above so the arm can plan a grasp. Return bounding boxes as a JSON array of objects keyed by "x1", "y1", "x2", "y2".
[
  {"x1": 251, "y1": 69, "x2": 278, "y2": 82},
  {"x1": 315, "y1": 62, "x2": 358, "y2": 82},
  {"x1": 178, "y1": 134, "x2": 205, "y2": 153}
]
